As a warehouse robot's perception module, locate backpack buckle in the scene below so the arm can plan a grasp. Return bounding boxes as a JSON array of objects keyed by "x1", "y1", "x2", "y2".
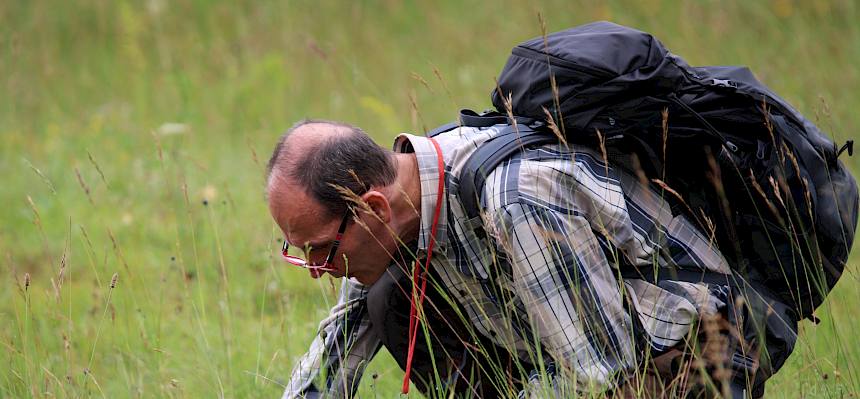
[
  {"x1": 712, "y1": 78, "x2": 737, "y2": 89},
  {"x1": 837, "y1": 140, "x2": 854, "y2": 158},
  {"x1": 725, "y1": 141, "x2": 739, "y2": 153}
]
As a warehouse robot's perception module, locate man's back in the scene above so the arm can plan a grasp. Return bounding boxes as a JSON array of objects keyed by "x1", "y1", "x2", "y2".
[
  {"x1": 413, "y1": 125, "x2": 732, "y2": 388},
  {"x1": 281, "y1": 123, "x2": 775, "y2": 398}
]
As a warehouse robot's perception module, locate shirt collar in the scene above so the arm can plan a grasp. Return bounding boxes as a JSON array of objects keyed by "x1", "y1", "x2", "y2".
[{"x1": 393, "y1": 133, "x2": 448, "y2": 254}]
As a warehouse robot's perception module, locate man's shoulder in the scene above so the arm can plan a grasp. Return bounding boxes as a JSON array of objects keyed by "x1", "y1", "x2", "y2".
[
  {"x1": 432, "y1": 123, "x2": 626, "y2": 216},
  {"x1": 479, "y1": 143, "x2": 633, "y2": 223},
  {"x1": 429, "y1": 124, "x2": 511, "y2": 176}
]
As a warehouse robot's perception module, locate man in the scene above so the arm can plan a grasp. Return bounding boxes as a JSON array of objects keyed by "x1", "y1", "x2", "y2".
[{"x1": 267, "y1": 119, "x2": 794, "y2": 398}]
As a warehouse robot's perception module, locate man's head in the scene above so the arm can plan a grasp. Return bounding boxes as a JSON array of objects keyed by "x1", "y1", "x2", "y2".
[{"x1": 266, "y1": 120, "x2": 402, "y2": 284}]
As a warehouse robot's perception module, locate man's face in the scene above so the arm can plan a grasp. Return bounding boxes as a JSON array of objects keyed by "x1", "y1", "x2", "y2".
[{"x1": 267, "y1": 179, "x2": 392, "y2": 285}]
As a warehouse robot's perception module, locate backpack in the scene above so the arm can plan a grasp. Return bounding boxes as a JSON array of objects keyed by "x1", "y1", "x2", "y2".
[{"x1": 429, "y1": 21, "x2": 858, "y2": 320}]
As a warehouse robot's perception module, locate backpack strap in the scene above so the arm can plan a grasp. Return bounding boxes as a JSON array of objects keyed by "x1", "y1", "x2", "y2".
[
  {"x1": 427, "y1": 109, "x2": 543, "y2": 137},
  {"x1": 426, "y1": 121, "x2": 462, "y2": 138},
  {"x1": 459, "y1": 109, "x2": 540, "y2": 128},
  {"x1": 458, "y1": 125, "x2": 556, "y2": 235},
  {"x1": 425, "y1": 110, "x2": 552, "y2": 237},
  {"x1": 620, "y1": 266, "x2": 737, "y2": 288}
]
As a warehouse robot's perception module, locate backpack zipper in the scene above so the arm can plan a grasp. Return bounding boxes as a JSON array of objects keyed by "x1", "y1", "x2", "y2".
[
  {"x1": 667, "y1": 93, "x2": 738, "y2": 152},
  {"x1": 512, "y1": 45, "x2": 613, "y2": 79}
]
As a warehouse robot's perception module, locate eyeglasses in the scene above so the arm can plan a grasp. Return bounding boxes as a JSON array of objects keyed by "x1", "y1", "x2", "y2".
[{"x1": 281, "y1": 208, "x2": 351, "y2": 271}]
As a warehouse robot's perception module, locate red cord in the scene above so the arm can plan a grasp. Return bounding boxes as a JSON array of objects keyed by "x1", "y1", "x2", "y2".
[{"x1": 402, "y1": 137, "x2": 445, "y2": 394}]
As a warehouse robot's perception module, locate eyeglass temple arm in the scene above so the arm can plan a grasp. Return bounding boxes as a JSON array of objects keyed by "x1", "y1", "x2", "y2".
[{"x1": 324, "y1": 209, "x2": 352, "y2": 265}]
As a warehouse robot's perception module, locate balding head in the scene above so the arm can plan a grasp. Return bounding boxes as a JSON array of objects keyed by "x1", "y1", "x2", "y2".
[{"x1": 266, "y1": 119, "x2": 397, "y2": 219}]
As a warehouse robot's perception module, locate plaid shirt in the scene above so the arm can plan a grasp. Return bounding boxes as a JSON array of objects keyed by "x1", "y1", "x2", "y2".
[{"x1": 282, "y1": 125, "x2": 731, "y2": 398}]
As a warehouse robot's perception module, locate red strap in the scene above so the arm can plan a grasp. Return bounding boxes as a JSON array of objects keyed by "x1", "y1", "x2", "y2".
[{"x1": 402, "y1": 137, "x2": 445, "y2": 394}]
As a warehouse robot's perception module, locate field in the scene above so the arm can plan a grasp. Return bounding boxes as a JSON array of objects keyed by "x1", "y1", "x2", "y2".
[{"x1": 1, "y1": 1, "x2": 859, "y2": 397}]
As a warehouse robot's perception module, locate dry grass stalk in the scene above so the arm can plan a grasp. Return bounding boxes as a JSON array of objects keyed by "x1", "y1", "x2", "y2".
[
  {"x1": 24, "y1": 158, "x2": 57, "y2": 194},
  {"x1": 51, "y1": 276, "x2": 61, "y2": 302},
  {"x1": 768, "y1": 175, "x2": 786, "y2": 210},
  {"x1": 781, "y1": 143, "x2": 818, "y2": 225},
  {"x1": 661, "y1": 107, "x2": 669, "y2": 180},
  {"x1": 395, "y1": 184, "x2": 421, "y2": 219},
  {"x1": 84, "y1": 267, "x2": 119, "y2": 395},
  {"x1": 410, "y1": 72, "x2": 433, "y2": 92},
  {"x1": 179, "y1": 178, "x2": 208, "y2": 321},
  {"x1": 24, "y1": 273, "x2": 31, "y2": 291},
  {"x1": 698, "y1": 209, "x2": 718, "y2": 249},
  {"x1": 704, "y1": 149, "x2": 735, "y2": 232},
  {"x1": 75, "y1": 167, "x2": 94, "y2": 205},
  {"x1": 538, "y1": 11, "x2": 565, "y2": 138},
  {"x1": 152, "y1": 130, "x2": 164, "y2": 164},
  {"x1": 86, "y1": 150, "x2": 109, "y2": 187},
  {"x1": 26, "y1": 195, "x2": 54, "y2": 266},
  {"x1": 802, "y1": 177, "x2": 814, "y2": 223},
  {"x1": 26, "y1": 195, "x2": 43, "y2": 229},
  {"x1": 629, "y1": 154, "x2": 651, "y2": 195},
  {"x1": 331, "y1": 184, "x2": 373, "y2": 218},
  {"x1": 181, "y1": 182, "x2": 191, "y2": 208},
  {"x1": 700, "y1": 312, "x2": 732, "y2": 398},
  {"x1": 78, "y1": 225, "x2": 103, "y2": 288},
  {"x1": 652, "y1": 178, "x2": 696, "y2": 219},
  {"x1": 42, "y1": 365, "x2": 71, "y2": 394},
  {"x1": 58, "y1": 222, "x2": 70, "y2": 290},
  {"x1": 783, "y1": 143, "x2": 802, "y2": 187},
  {"x1": 107, "y1": 229, "x2": 130, "y2": 272},
  {"x1": 596, "y1": 128, "x2": 610, "y2": 179},
  {"x1": 347, "y1": 169, "x2": 368, "y2": 193},
  {"x1": 761, "y1": 98, "x2": 773, "y2": 137},
  {"x1": 245, "y1": 137, "x2": 260, "y2": 168},
  {"x1": 84, "y1": 368, "x2": 107, "y2": 399},
  {"x1": 749, "y1": 170, "x2": 784, "y2": 225},
  {"x1": 408, "y1": 90, "x2": 428, "y2": 134},
  {"x1": 760, "y1": 99, "x2": 785, "y2": 167},
  {"x1": 542, "y1": 106, "x2": 567, "y2": 146},
  {"x1": 493, "y1": 79, "x2": 521, "y2": 139},
  {"x1": 263, "y1": 349, "x2": 282, "y2": 385},
  {"x1": 432, "y1": 66, "x2": 458, "y2": 110}
]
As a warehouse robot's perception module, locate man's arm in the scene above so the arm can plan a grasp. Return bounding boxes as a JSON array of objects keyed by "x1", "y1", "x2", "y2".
[
  {"x1": 283, "y1": 278, "x2": 381, "y2": 399},
  {"x1": 491, "y1": 200, "x2": 638, "y2": 396}
]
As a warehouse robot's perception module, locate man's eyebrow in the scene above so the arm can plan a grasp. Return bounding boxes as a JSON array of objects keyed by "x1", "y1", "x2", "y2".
[
  {"x1": 306, "y1": 240, "x2": 331, "y2": 249},
  {"x1": 283, "y1": 237, "x2": 327, "y2": 249}
]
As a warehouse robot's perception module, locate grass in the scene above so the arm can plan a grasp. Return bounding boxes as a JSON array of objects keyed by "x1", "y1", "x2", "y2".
[{"x1": 1, "y1": 0, "x2": 859, "y2": 397}]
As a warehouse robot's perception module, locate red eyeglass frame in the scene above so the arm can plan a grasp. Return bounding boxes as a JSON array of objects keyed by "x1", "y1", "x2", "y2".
[{"x1": 281, "y1": 208, "x2": 351, "y2": 272}]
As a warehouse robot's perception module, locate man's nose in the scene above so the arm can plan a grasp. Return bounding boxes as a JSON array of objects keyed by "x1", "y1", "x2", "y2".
[{"x1": 307, "y1": 250, "x2": 329, "y2": 266}]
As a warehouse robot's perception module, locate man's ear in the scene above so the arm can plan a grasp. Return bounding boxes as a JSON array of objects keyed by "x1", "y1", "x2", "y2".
[{"x1": 360, "y1": 190, "x2": 391, "y2": 224}]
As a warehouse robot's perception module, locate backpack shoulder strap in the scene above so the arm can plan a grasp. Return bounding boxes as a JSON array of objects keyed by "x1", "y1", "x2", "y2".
[
  {"x1": 426, "y1": 121, "x2": 461, "y2": 138},
  {"x1": 426, "y1": 109, "x2": 542, "y2": 138},
  {"x1": 459, "y1": 109, "x2": 539, "y2": 128},
  {"x1": 426, "y1": 110, "x2": 554, "y2": 227},
  {"x1": 458, "y1": 125, "x2": 556, "y2": 226}
]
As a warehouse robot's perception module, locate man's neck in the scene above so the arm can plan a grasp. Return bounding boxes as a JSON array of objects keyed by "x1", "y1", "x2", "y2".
[{"x1": 390, "y1": 152, "x2": 422, "y2": 245}]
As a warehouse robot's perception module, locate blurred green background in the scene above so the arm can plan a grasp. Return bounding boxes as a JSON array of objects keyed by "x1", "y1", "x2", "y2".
[{"x1": 1, "y1": 0, "x2": 858, "y2": 397}]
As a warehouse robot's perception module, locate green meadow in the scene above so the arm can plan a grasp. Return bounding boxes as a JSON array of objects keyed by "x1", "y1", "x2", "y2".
[{"x1": 1, "y1": 1, "x2": 858, "y2": 397}]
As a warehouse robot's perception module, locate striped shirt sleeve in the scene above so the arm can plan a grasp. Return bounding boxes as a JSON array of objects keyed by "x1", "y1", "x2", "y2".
[
  {"x1": 486, "y1": 151, "x2": 640, "y2": 393},
  {"x1": 493, "y1": 201, "x2": 637, "y2": 393},
  {"x1": 282, "y1": 278, "x2": 381, "y2": 399}
]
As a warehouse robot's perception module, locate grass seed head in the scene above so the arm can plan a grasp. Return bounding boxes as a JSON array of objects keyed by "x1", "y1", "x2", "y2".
[
  {"x1": 110, "y1": 273, "x2": 118, "y2": 289},
  {"x1": 24, "y1": 273, "x2": 31, "y2": 290}
]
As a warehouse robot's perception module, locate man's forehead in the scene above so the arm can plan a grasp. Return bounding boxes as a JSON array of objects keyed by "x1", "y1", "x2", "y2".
[{"x1": 268, "y1": 182, "x2": 335, "y2": 243}]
